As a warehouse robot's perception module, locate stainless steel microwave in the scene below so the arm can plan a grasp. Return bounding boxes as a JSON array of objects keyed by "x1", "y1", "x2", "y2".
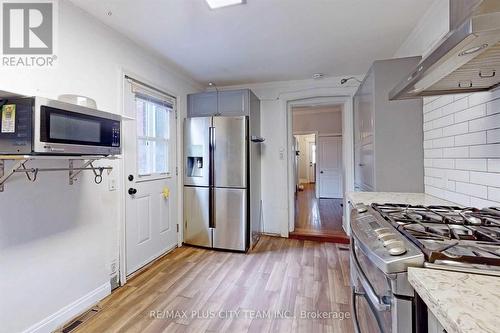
[{"x1": 0, "y1": 96, "x2": 121, "y2": 155}]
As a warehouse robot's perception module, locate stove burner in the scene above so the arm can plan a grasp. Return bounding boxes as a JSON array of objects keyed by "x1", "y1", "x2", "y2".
[{"x1": 371, "y1": 203, "x2": 500, "y2": 268}]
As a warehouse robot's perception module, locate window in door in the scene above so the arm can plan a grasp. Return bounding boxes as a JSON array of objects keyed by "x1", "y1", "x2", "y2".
[{"x1": 136, "y1": 96, "x2": 173, "y2": 177}]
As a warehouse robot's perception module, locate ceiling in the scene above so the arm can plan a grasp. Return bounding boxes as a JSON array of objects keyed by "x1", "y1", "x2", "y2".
[{"x1": 70, "y1": 0, "x2": 434, "y2": 86}]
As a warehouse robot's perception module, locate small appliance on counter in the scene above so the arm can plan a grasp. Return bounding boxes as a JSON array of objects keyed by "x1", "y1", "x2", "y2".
[
  {"x1": 0, "y1": 96, "x2": 121, "y2": 156},
  {"x1": 350, "y1": 202, "x2": 500, "y2": 333}
]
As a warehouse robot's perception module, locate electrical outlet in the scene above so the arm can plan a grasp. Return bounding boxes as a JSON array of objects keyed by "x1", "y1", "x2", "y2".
[
  {"x1": 110, "y1": 261, "x2": 117, "y2": 274},
  {"x1": 108, "y1": 178, "x2": 117, "y2": 191}
]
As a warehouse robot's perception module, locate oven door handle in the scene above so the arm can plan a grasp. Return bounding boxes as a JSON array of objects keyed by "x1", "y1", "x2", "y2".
[
  {"x1": 351, "y1": 253, "x2": 391, "y2": 312},
  {"x1": 351, "y1": 288, "x2": 363, "y2": 333}
]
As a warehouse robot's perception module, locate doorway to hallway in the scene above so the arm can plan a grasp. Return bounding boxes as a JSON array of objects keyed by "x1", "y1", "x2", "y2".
[{"x1": 289, "y1": 104, "x2": 349, "y2": 243}]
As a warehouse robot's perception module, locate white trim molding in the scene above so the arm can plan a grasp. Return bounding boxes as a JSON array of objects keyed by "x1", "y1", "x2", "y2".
[
  {"x1": 286, "y1": 95, "x2": 354, "y2": 237},
  {"x1": 22, "y1": 283, "x2": 110, "y2": 333}
]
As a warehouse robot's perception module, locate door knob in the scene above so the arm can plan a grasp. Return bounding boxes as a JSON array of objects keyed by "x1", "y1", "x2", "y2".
[
  {"x1": 128, "y1": 188, "x2": 137, "y2": 195},
  {"x1": 320, "y1": 171, "x2": 324, "y2": 174}
]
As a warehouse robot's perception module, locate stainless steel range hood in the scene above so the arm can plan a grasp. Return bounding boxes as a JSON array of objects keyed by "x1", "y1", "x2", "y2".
[{"x1": 390, "y1": 0, "x2": 500, "y2": 100}]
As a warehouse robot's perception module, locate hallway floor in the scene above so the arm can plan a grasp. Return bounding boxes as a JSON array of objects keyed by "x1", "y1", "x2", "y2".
[
  {"x1": 290, "y1": 184, "x2": 349, "y2": 244},
  {"x1": 71, "y1": 236, "x2": 354, "y2": 333}
]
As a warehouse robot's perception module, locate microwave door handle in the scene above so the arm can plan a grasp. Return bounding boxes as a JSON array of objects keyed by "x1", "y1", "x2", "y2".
[{"x1": 350, "y1": 253, "x2": 391, "y2": 312}]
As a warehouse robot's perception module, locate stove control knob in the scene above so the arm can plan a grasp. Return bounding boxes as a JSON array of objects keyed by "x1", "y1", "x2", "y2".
[
  {"x1": 382, "y1": 238, "x2": 402, "y2": 247},
  {"x1": 379, "y1": 234, "x2": 397, "y2": 242},
  {"x1": 377, "y1": 232, "x2": 395, "y2": 240},
  {"x1": 356, "y1": 205, "x2": 368, "y2": 213},
  {"x1": 374, "y1": 228, "x2": 391, "y2": 235},
  {"x1": 388, "y1": 244, "x2": 407, "y2": 256}
]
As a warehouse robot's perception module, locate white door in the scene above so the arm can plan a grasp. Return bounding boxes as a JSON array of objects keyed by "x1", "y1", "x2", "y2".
[
  {"x1": 124, "y1": 80, "x2": 178, "y2": 276},
  {"x1": 319, "y1": 136, "x2": 343, "y2": 198},
  {"x1": 308, "y1": 141, "x2": 316, "y2": 183}
]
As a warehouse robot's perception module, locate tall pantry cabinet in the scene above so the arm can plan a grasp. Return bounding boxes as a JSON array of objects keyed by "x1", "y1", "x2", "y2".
[{"x1": 353, "y1": 57, "x2": 424, "y2": 192}]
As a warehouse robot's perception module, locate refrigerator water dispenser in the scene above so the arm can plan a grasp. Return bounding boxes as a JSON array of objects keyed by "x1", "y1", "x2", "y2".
[{"x1": 187, "y1": 156, "x2": 203, "y2": 177}]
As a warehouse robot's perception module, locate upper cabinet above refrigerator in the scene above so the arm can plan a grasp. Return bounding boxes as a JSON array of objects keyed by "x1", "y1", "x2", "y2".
[{"x1": 188, "y1": 89, "x2": 251, "y2": 117}]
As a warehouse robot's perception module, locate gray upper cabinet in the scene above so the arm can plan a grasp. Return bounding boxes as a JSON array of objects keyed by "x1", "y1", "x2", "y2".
[
  {"x1": 188, "y1": 89, "x2": 250, "y2": 117},
  {"x1": 188, "y1": 92, "x2": 217, "y2": 117},
  {"x1": 353, "y1": 57, "x2": 424, "y2": 193},
  {"x1": 218, "y1": 90, "x2": 249, "y2": 116}
]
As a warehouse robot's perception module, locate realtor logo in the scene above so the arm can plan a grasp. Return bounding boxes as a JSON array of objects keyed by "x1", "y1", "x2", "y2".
[{"x1": 1, "y1": 0, "x2": 57, "y2": 67}]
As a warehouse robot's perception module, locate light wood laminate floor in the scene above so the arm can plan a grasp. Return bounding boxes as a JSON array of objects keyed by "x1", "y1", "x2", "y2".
[{"x1": 72, "y1": 236, "x2": 354, "y2": 333}]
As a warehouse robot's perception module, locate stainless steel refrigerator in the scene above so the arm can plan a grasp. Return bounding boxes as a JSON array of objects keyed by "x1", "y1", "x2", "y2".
[{"x1": 184, "y1": 116, "x2": 260, "y2": 252}]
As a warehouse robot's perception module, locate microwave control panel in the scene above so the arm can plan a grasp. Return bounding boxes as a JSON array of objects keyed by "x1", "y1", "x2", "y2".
[{"x1": 0, "y1": 97, "x2": 33, "y2": 154}]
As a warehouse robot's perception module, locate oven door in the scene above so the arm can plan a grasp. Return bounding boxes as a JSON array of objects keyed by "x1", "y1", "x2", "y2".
[
  {"x1": 350, "y1": 236, "x2": 393, "y2": 333},
  {"x1": 33, "y1": 97, "x2": 121, "y2": 155}
]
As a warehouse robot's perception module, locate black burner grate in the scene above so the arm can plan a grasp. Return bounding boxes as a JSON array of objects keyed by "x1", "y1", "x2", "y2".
[{"x1": 371, "y1": 203, "x2": 500, "y2": 267}]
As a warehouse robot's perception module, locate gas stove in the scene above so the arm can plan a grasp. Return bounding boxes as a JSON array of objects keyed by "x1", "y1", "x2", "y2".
[{"x1": 371, "y1": 203, "x2": 500, "y2": 273}]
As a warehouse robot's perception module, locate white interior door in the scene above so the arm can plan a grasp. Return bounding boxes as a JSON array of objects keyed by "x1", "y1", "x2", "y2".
[
  {"x1": 124, "y1": 80, "x2": 178, "y2": 276},
  {"x1": 308, "y1": 141, "x2": 316, "y2": 183},
  {"x1": 319, "y1": 136, "x2": 343, "y2": 198}
]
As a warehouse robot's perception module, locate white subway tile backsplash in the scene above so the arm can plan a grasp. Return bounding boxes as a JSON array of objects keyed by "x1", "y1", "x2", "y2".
[
  {"x1": 488, "y1": 187, "x2": 500, "y2": 203},
  {"x1": 424, "y1": 93, "x2": 500, "y2": 208},
  {"x1": 487, "y1": 128, "x2": 500, "y2": 144},
  {"x1": 424, "y1": 109, "x2": 443, "y2": 122},
  {"x1": 468, "y1": 91, "x2": 492, "y2": 107},
  {"x1": 443, "y1": 97, "x2": 468, "y2": 116},
  {"x1": 443, "y1": 146, "x2": 469, "y2": 158},
  {"x1": 432, "y1": 114, "x2": 454, "y2": 128},
  {"x1": 470, "y1": 197, "x2": 500, "y2": 208},
  {"x1": 433, "y1": 137, "x2": 455, "y2": 148},
  {"x1": 426, "y1": 185, "x2": 445, "y2": 198},
  {"x1": 443, "y1": 122, "x2": 468, "y2": 137},
  {"x1": 446, "y1": 180, "x2": 456, "y2": 191},
  {"x1": 445, "y1": 169, "x2": 469, "y2": 182},
  {"x1": 454, "y1": 132, "x2": 486, "y2": 146},
  {"x1": 424, "y1": 128, "x2": 443, "y2": 140},
  {"x1": 455, "y1": 182, "x2": 487, "y2": 199},
  {"x1": 432, "y1": 159, "x2": 455, "y2": 169},
  {"x1": 455, "y1": 104, "x2": 486, "y2": 123},
  {"x1": 424, "y1": 148, "x2": 443, "y2": 158},
  {"x1": 433, "y1": 95, "x2": 454, "y2": 109},
  {"x1": 423, "y1": 121, "x2": 433, "y2": 131},
  {"x1": 470, "y1": 171, "x2": 500, "y2": 187},
  {"x1": 425, "y1": 167, "x2": 445, "y2": 178},
  {"x1": 455, "y1": 159, "x2": 487, "y2": 172},
  {"x1": 487, "y1": 159, "x2": 500, "y2": 172},
  {"x1": 469, "y1": 144, "x2": 500, "y2": 158},
  {"x1": 469, "y1": 113, "x2": 500, "y2": 132},
  {"x1": 442, "y1": 190, "x2": 471, "y2": 206},
  {"x1": 487, "y1": 99, "x2": 500, "y2": 115}
]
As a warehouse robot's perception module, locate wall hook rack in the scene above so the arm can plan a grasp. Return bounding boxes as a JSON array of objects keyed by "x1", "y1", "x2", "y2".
[{"x1": 0, "y1": 155, "x2": 117, "y2": 192}]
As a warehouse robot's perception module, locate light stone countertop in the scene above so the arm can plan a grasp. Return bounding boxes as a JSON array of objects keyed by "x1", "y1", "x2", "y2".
[
  {"x1": 347, "y1": 191, "x2": 456, "y2": 207},
  {"x1": 408, "y1": 267, "x2": 500, "y2": 333}
]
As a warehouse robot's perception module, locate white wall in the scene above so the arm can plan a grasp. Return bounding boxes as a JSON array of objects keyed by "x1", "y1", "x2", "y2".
[
  {"x1": 218, "y1": 78, "x2": 359, "y2": 235},
  {"x1": 0, "y1": 1, "x2": 200, "y2": 332},
  {"x1": 295, "y1": 134, "x2": 315, "y2": 183},
  {"x1": 396, "y1": 0, "x2": 500, "y2": 207},
  {"x1": 293, "y1": 109, "x2": 342, "y2": 134}
]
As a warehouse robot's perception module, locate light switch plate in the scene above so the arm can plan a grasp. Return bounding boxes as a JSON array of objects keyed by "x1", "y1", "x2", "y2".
[{"x1": 108, "y1": 178, "x2": 117, "y2": 191}]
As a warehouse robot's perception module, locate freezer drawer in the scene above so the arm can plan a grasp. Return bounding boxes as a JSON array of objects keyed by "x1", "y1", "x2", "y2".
[
  {"x1": 184, "y1": 187, "x2": 212, "y2": 247},
  {"x1": 184, "y1": 117, "x2": 211, "y2": 187},
  {"x1": 213, "y1": 116, "x2": 247, "y2": 188},
  {"x1": 213, "y1": 188, "x2": 247, "y2": 251}
]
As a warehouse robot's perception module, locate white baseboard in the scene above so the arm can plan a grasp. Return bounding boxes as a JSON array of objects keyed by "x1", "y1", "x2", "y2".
[{"x1": 22, "y1": 282, "x2": 111, "y2": 333}]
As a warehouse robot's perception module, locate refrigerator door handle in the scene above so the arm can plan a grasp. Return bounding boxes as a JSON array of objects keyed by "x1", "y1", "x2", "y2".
[{"x1": 209, "y1": 126, "x2": 216, "y2": 228}]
